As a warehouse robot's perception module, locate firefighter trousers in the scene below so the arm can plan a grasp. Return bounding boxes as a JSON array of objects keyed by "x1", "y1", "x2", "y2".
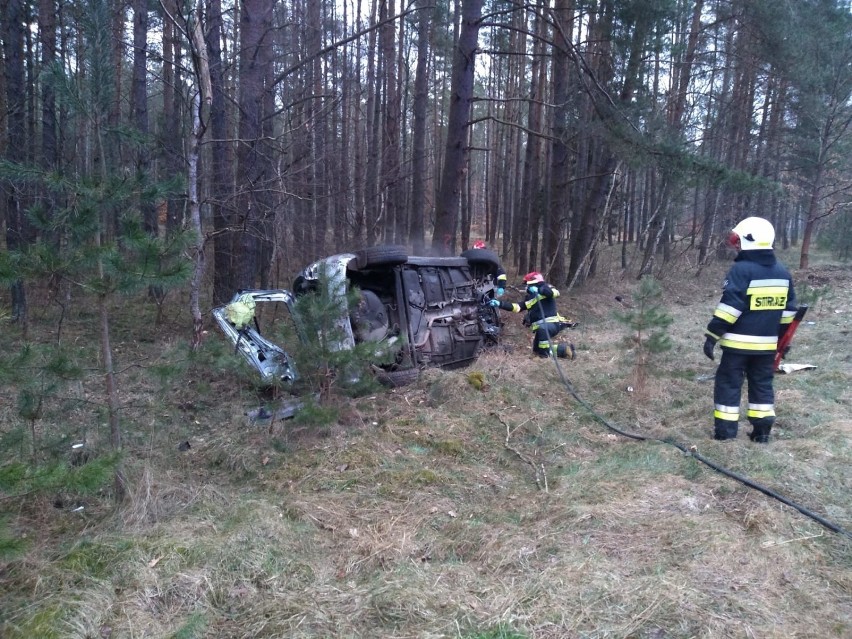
[
  {"x1": 713, "y1": 350, "x2": 775, "y2": 439},
  {"x1": 532, "y1": 322, "x2": 568, "y2": 358}
]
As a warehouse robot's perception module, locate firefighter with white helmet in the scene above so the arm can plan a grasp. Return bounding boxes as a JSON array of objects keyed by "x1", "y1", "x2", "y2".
[
  {"x1": 490, "y1": 271, "x2": 576, "y2": 359},
  {"x1": 703, "y1": 216, "x2": 798, "y2": 443}
]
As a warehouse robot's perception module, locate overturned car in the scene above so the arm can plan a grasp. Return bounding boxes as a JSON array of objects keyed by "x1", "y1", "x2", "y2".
[{"x1": 213, "y1": 245, "x2": 503, "y2": 387}]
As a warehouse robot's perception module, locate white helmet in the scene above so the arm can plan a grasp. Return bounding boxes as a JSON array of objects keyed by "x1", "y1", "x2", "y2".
[{"x1": 729, "y1": 217, "x2": 775, "y2": 251}]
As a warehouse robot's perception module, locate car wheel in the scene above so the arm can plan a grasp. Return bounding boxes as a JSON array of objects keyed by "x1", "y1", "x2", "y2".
[
  {"x1": 352, "y1": 245, "x2": 408, "y2": 269},
  {"x1": 374, "y1": 367, "x2": 420, "y2": 388},
  {"x1": 460, "y1": 248, "x2": 501, "y2": 270}
]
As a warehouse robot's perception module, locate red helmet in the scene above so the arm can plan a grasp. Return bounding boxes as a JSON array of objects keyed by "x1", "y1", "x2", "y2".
[
  {"x1": 472, "y1": 240, "x2": 486, "y2": 249},
  {"x1": 523, "y1": 271, "x2": 544, "y2": 285}
]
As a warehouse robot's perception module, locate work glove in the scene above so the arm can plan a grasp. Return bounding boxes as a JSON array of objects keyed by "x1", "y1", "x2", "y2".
[
  {"x1": 703, "y1": 337, "x2": 716, "y2": 361},
  {"x1": 528, "y1": 285, "x2": 539, "y2": 296},
  {"x1": 496, "y1": 287, "x2": 505, "y2": 297},
  {"x1": 489, "y1": 299, "x2": 500, "y2": 308}
]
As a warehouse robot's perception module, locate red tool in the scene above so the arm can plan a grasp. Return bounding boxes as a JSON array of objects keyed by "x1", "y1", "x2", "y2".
[{"x1": 774, "y1": 305, "x2": 808, "y2": 372}]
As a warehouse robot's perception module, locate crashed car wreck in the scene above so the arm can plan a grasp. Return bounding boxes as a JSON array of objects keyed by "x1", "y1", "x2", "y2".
[{"x1": 213, "y1": 244, "x2": 503, "y2": 387}]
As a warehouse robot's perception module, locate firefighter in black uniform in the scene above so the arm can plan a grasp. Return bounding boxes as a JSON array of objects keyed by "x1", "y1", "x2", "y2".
[
  {"x1": 490, "y1": 271, "x2": 576, "y2": 358},
  {"x1": 703, "y1": 217, "x2": 797, "y2": 443}
]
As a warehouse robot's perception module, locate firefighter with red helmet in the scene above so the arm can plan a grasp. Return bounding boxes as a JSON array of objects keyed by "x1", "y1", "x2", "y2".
[
  {"x1": 490, "y1": 271, "x2": 576, "y2": 359},
  {"x1": 703, "y1": 216, "x2": 798, "y2": 443},
  {"x1": 471, "y1": 240, "x2": 507, "y2": 296}
]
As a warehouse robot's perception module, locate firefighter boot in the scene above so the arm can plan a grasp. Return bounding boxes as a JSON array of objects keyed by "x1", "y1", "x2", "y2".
[
  {"x1": 553, "y1": 343, "x2": 576, "y2": 359},
  {"x1": 748, "y1": 419, "x2": 772, "y2": 444},
  {"x1": 713, "y1": 420, "x2": 738, "y2": 441},
  {"x1": 713, "y1": 430, "x2": 737, "y2": 441}
]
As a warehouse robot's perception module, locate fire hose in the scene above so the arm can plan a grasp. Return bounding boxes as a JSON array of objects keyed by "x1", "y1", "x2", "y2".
[{"x1": 531, "y1": 298, "x2": 851, "y2": 539}]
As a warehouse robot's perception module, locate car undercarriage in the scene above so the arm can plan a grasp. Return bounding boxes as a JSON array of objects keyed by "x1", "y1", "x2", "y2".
[{"x1": 213, "y1": 245, "x2": 503, "y2": 387}]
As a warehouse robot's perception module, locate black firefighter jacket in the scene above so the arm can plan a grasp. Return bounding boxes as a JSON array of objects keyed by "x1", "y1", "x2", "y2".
[
  {"x1": 495, "y1": 284, "x2": 569, "y2": 330},
  {"x1": 705, "y1": 249, "x2": 797, "y2": 355}
]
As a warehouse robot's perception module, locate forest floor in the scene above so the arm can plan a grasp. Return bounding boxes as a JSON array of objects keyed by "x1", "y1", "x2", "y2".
[{"x1": 1, "y1": 245, "x2": 850, "y2": 639}]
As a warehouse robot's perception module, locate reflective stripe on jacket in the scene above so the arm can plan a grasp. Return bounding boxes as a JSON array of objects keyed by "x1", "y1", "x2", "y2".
[
  {"x1": 494, "y1": 283, "x2": 563, "y2": 329},
  {"x1": 529, "y1": 315, "x2": 569, "y2": 331},
  {"x1": 705, "y1": 250, "x2": 797, "y2": 354}
]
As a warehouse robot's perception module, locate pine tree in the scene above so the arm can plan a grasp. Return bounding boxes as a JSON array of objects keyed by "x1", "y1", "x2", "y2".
[
  {"x1": 0, "y1": 0, "x2": 192, "y2": 499},
  {"x1": 287, "y1": 265, "x2": 398, "y2": 415},
  {"x1": 0, "y1": 164, "x2": 191, "y2": 502},
  {"x1": 614, "y1": 277, "x2": 673, "y2": 394}
]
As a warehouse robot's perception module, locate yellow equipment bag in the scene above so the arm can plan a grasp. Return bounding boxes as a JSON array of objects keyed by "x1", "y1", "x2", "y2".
[{"x1": 225, "y1": 294, "x2": 256, "y2": 330}]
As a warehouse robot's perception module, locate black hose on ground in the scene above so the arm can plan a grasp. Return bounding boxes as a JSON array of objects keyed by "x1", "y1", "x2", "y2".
[{"x1": 540, "y1": 321, "x2": 852, "y2": 540}]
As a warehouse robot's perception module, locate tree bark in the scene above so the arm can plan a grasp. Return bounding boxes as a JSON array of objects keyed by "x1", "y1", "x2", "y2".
[
  {"x1": 546, "y1": 0, "x2": 575, "y2": 286},
  {"x1": 206, "y1": 0, "x2": 235, "y2": 304},
  {"x1": 132, "y1": 0, "x2": 155, "y2": 237},
  {"x1": 380, "y1": 0, "x2": 402, "y2": 245},
  {"x1": 234, "y1": 0, "x2": 274, "y2": 288},
  {"x1": 432, "y1": 0, "x2": 485, "y2": 256},
  {"x1": 39, "y1": 0, "x2": 57, "y2": 171},
  {"x1": 161, "y1": 0, "x2": 184, "y2": 236},
  {"x1": 364, "y1": 0, "x2": 381, "y2": 246},
  {"x1": 186, "y1": 1, "x2": 211, "y2": 349},
  {"x1": 514, "y1": 2, "x2": 547, "y2": 275},
  {"x1": 2, "y1": 0, "x2": 29, "y2": 325},
  {"x1": 99, "y1": 292, "x2": 125, "y2": 501},
  {"x1": 409, "y1": 0, "x2": 431, "y2": 254}
]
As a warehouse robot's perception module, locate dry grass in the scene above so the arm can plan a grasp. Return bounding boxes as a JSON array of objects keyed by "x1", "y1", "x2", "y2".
[{"x1": 1, "y1": 247, "x2": 850, "y2": 638}]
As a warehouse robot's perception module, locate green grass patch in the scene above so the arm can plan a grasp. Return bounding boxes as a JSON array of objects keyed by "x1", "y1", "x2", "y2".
[
  {"x1": 375, "y1": 467, "x2": 444, "y2": 489},
  {"x1": 168, "y1": 612, "x2": 208, "y2": 639},
  {"x1": 59, "y1": 538, "x2": 136, "y2": 579},
  {"x1": 4, "y1": 604, "x2": 65, "y2": 639}
]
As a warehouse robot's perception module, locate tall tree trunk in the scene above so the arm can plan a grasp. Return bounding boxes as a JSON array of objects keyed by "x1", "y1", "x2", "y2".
[
  {"x1": 39, "y1": 0, "x2": 57, "y2": 172},
  {"x1": 409, "y1": 0, "x2": 431, "y2": 254},
  {"x1": 2, "y1": 0, "x2": 29, "y2": 326},
  {"x1": 234, "y1": 0, "x2": 273, "y2": 288},
  {"x1": 207, "y1": 0, "x2": 235, "y2": 304},
  {"x1": 432, "y1": 0, "x2": 485, "y2": 256},
  {"x1": 106, "y1": 0, "x2": 124, "y2": 191},
  {"x1": 99, "y1": 291, "x2": 125, "y2": 501},
  {"x1": 668, "y1": 0, "x2": 704, "y2": 130},
  {"x1": 567, "y1": 0, "x2": 618, "y2": 286},
  {"x1": 364, "y1": 0, "x2": 381, "y2": 246},
  {"x1": 697, "y1": 22, "x2": 731, "y2": 266},
  {"x1": 306, "y1": 0, "x2": 327, "y2": 258},
  {"x1": 161, "y1": 0, "x2": 184, "y2": 236},
  {"x1": 352, "y1": 0, "x2": 374, "y2": 247},
  {"x1": 380, "y1": 0, "x2": 402, "y2": 245},
  {"x1": 188, "y1": 86, "x2": 205, "y2": 349},
  {"x1": 505, "y1": 6, "x2": 526, "y2": 267},
  {"x1": 133, "y1": 0, "x2": 163, "y2": 304},
  {"x1": 799, "y1": 161, "x2": 823, "y2": 269},
  {"x1": 258, "y1": 36, "x2": 275, "y2": 286},
  {"x1": 522, "y1": 4, "x2": 548, "y2": 274},
  {"x1": 545, "y1": 0, "x2": 575, "y2": 286},
  {"x1": 132, "y1": 0, "x2": 154, "y2": 234},
  {"x1": 38, "y1": 0, "x2": 58, "y2": 301},
  {"x1": 716, "y1": 6, "x2": 758, "y2": 240},
  {"x1": 185, "y1": 1, "x2": 211, "y2": 348}
]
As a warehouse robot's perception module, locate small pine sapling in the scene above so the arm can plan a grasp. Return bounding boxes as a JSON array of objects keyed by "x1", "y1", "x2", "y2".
[
  {"x1": 0, "y1": 344, "x2": 84, "y2": 461},
  {"x1": 288, "y1": 264, "x2": 397, "y2": 407},
  {"x1": 614, "y1": 277, "x2": 673, "y2": 393}
]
